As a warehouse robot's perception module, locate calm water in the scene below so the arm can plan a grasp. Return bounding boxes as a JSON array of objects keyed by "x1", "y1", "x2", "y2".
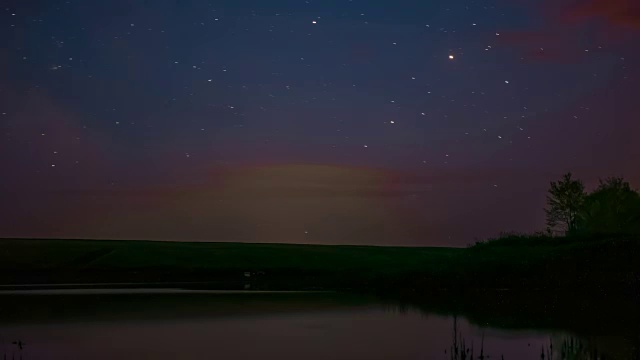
[{"x1": 0, "y1": 289, "x2": 636, "y2": 359}]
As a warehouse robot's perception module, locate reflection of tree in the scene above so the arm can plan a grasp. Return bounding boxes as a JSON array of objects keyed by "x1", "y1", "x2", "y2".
[
  {"x1": 555, "y1": 337, "x2": 597, "y2": 359},
  {"x1": 380, "y1": 302, "x2": 411, "y2": 315}
]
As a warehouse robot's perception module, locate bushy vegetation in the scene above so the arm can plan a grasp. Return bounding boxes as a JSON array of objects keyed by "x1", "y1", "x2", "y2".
[
  {"x1": 471, "y1": 231, "x2": 555, "y2": 248},
  {"x1": 546, "y1": 173, "x2": 640, "y2": 237},
  {"x1": 474, "y1": 173, "x2": 640, "y2": 248}
]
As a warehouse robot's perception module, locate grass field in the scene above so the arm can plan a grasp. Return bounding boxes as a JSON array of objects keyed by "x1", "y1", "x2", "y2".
[
  {"x1": 0, "y1": 238, "x2": 461, "y2": 274},
  {"x1": 0, "y1": 236, "x2": 638, "y2": 293}
]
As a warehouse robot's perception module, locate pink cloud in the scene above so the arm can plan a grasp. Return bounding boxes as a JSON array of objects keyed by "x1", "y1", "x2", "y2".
[
  {"x1": 494, "y1": 0, "x2": 639, "y2": 63},
  {"x1": 560, "y1": 0, "x2": 640, "y2": 29}
]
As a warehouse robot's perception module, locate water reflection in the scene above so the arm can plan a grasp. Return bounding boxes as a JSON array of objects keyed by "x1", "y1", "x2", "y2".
[{"x1": 0, "y1": 290, "x2": 637, "y2": 360}]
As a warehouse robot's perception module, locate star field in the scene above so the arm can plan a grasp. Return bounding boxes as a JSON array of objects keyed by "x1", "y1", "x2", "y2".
[{"x1": 1, "y1": 0, "x2": 639, "y2": 245}]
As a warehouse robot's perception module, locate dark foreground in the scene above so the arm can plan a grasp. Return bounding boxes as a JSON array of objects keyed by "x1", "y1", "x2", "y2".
[
  {"x1": 0, "y1": 237, "x2": 639, "y2": 358},
  {"x1": 1, "y1": 236, "x2": 638, "y2": 294}
]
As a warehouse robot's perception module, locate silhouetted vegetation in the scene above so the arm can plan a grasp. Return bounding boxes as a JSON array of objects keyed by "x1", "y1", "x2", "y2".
[
  {"x1": 444, "y1": 321, "x2": 640, "y2": 360},
  {"x1": 546, "y1": 173, "x2": 586, "y2": 236},
  {"x1": 546, "y1": 173, "x2": 640, "y2": 237},
  {"x1": 578, "y1": 177, "x2": 640, "y2": 237}
]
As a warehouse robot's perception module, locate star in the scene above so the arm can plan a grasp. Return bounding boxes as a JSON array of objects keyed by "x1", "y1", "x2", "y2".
[{"x1": 3, "y1": 0, "x2": 635, "y2": 247}]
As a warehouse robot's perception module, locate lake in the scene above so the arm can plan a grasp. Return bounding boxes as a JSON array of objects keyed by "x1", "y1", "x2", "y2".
[{"x1": 0, "y1": 289, "x2": 637, "y2": 359}]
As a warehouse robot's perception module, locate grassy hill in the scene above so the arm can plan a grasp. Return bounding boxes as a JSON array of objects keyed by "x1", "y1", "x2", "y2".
[
  {"x1": 0, "y1": 238, "x2": 460, "y2": 286},
  {"x1": 0, "y1": 237, "x2": 638, "y2": 294}
]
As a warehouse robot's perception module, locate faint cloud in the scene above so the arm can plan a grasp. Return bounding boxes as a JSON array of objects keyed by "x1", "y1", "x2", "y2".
[
  {"x1": 497, "y1": 0, "x2": 639, "y2": 62},
  {"x1": 560, "y1": 0, "x2": 640, "y2": 29}
]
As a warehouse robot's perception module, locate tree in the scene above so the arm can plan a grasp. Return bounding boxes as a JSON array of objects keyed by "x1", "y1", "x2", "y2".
[
  {"x1": 579, "y1": 177, "x2": 640, "y2": 236},
  {"x1": 545, "y1": 173, "x2": 586, "y2": 236}
]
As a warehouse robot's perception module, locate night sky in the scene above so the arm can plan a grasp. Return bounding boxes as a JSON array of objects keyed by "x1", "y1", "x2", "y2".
[{"x1": 1, "y1": 0, "x2": 639, "y2": 246}]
